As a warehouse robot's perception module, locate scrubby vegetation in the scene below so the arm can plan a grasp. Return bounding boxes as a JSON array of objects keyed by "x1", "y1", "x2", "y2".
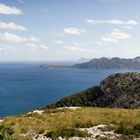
[
  {"x1": 115, "y1": 123, "x2": 140, "y2": 135},
  {"x1": 1, "y1": 107, "x2": 140, "y2": 139},
  {"x1": 47, "y1": 72, "x2": 140, "y2": 109},
  {"x1": 45, "y1": 128, "x2": 90, "y2": 138},
  {"x1": 47, "y1": 86, "x2": 104, "y2": 108},
  {"x1": 100, "y1": 72, "x2": 140, "y2": 108},
  {"x1": 0, "y1": 125, "x2": 15, "y2": 140}
]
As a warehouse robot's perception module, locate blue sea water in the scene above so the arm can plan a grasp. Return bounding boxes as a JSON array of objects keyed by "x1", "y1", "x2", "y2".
[{"x1": 0, "y1": 63, "x2": 139, "y2": 117}]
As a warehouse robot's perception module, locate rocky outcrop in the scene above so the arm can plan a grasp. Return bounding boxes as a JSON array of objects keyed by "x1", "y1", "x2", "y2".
[{"x1": 31, "y1": 124, "x2": 121, "y2": 140}]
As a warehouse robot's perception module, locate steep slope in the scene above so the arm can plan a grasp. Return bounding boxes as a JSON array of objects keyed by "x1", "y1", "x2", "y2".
[
  {"x1": 47, "y1": 86, "x2": 104, "y2": 108},
  {"x1": 47, "y1": 72, "x2": 140, "y2": 109}
]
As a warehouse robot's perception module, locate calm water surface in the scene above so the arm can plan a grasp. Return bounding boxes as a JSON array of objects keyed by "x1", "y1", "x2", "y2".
[{"x1": 0, "y1": 63, "x2": 139, "y2": 117}]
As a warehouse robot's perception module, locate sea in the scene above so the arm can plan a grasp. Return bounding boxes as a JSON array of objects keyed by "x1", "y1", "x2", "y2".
[{"x1": 0, "y1": 63, "x2": 139, "y2": 117}]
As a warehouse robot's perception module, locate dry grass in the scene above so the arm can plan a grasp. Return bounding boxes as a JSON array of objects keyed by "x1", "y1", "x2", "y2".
[{"x1": 1, "y1": 107, "x2": 140, "y2": 139}]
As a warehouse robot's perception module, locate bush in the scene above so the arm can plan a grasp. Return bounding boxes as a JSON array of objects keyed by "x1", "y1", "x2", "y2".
[
  {"x1": 73, "y1": 121, "x2": 93, "y2": 128},
  {"x1": 0, "y1": 125, "x2": 15, "y2": 140},
  {"x1": 115, "y1": 123, "x2": 140, "y2": 135},
  {"x1": 45, "y1": 128, "x2": 90, "y2": 138}
]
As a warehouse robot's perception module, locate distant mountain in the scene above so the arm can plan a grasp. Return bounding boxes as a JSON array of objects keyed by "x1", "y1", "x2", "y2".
[
  {"x1": 134, "y1": 56, "x2": 140, "y2": 62},
  {"x1": 73, "y1": 57, "x2": 140, "y2": 69},
  {"x1": 76, "y1": 58, "x2": 90, "y2": 63},
  {"x1": 47, "y1": 72, "x2": 140, "y2": 109}
]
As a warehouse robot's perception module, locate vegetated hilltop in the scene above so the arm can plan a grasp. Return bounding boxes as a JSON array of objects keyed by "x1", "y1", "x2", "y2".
[
  {"x1": 74, "y1": 57, "x2": 140, "y2": 69},
  {"x1": 47, "y1": 72, "x2": 140, "y2": 109}
]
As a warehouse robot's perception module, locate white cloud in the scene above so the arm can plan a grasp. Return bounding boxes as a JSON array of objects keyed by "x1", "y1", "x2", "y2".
[
  {"x1": 64, "y1": 27, "x2": 86, "y2": 35},
  {"x1": 0, "y1": 32, "x2": 48, "y2": 50},
  {"x1": 86, "y1": 19, "x2": 138, "y2": 26},
  {"x1": 100, "y1": 29, "x2": 131, "y2": 44},
  {"x1": 54, "y1": 40, "x2": 64, "y2": 44},
  {"x1": 97, "y1": 41, "x2": 103, "y2": 45},
  {"x1": 0, "y1": 32, "x2": 24, "y2": 42},
  {"x1": 40, "y1": 44, "x2": 48, "y2": 50},
  {"x1": 26, "y1": 43, "x2": 48, "y2": 51},
  {"x1": 0, "y1": 21, "x2": 26, "y2": 31},
  {"x1": 102, "y1": 36, "x2": 118, "y2": 43},
  {"x1": 65, "y1": 45, "x2": 87, "y2": 52},
  {"x1": 29, "y1": 36, "x2": 39, "y2": 42},
  {"x1": 0, "y1": 32, "x2": 37, "y2": 43},
  {"x1": 127, "y1": 20, "x2": 137, "y2": 25},
  {"x1": 73, "y1": 42, "x2": 80, "y2": 46},
  {"x1": 123, "y1": 26, "x2": 132, "y2": 29},
  {"x1": 0, "y1": 3, "x2": 22, "y2": 15},
  {"x1": 25, "y1": 43, "x2": 46, "y2": 51},
  {"x1": 0, "y1": 44, "x2": 14, "y2": 52}
]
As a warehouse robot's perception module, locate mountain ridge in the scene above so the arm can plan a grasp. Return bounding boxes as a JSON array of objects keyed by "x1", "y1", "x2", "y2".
[{"x1": 73, "y1": 57, "x2": 140, "y2": 69}]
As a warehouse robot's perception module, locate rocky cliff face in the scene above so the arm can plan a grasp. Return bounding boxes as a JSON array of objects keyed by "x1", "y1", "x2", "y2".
[{"x1": 47, "y1": 72, "x2": 140, "y2": 109}]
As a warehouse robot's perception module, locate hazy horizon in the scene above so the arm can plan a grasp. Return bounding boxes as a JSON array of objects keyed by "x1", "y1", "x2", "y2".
[{"x1": 0, "y1": 56, "x2": 139, "y2": 63}]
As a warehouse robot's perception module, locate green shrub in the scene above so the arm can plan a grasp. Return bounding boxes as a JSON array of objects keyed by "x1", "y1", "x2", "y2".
[
  {"x1": 20, "y1": 127, "x2": 28, "y2": 134},
  {"x1": 0, "y1": 125, "x2": 15, "y2": 140},
  {"x1": 45, "y1": 128, "x2": 90, "y2": 138},
  {"x1": 115, "y1": 123, "x2": 140, "y2": 135},
  {"x1": 73, "y1": 121, "x2": 93, "y2": 128}
]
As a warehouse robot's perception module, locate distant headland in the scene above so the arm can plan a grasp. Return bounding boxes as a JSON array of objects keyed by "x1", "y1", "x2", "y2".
[{"x1": 40, "y1": 56, "x2": 140, "y2": 70}]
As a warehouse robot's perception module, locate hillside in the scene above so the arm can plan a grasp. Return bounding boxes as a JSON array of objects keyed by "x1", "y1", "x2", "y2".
[
  {"x1": 1, "y1": 108, "x2": 140, "y2": 140},
  {"x1": 47, "y1": 72, "x2": 140, "y2": 109},
  {"x1": 74, "y1": 57, "x2": 140, "y2": 69}
]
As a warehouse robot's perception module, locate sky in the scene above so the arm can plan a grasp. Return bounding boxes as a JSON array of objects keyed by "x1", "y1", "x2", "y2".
[{"x1": 0, "y1": 0, "x2": 140, "y2": 61}]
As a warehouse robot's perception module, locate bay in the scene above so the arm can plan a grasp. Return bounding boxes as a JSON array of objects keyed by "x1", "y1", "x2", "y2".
[{"x1": 0, "y1": 63, "x2": 139, "y2": 117}]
